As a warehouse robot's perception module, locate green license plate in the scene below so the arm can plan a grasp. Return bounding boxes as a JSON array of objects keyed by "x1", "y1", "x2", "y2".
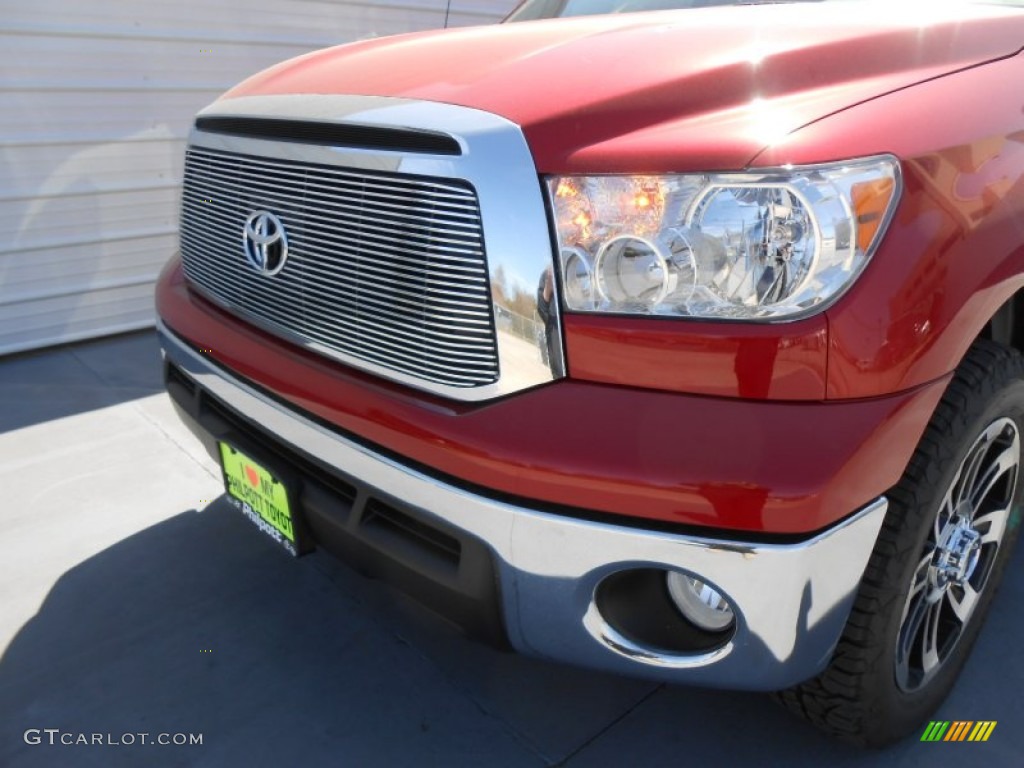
[{"x1": 219, "y1": 442, "x2": 301, "y2": 556}]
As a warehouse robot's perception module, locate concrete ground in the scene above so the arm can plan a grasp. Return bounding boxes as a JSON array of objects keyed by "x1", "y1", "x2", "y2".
[{"x1": 0, "y1": 330, "x2": 1021, "y2": 768}]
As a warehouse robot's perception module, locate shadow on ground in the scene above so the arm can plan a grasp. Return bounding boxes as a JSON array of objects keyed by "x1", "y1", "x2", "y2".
[
  {"x1": 1, "y1": 498, "x2": 1020, "y2": 768},
  {"x1": 0, "y1": 331, "x2": 163, "y2": 433}
]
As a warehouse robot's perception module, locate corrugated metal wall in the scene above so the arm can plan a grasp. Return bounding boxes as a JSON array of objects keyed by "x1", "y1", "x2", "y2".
[{"x1": 0, "y1": 0, "x2": 519, "y2": 355}]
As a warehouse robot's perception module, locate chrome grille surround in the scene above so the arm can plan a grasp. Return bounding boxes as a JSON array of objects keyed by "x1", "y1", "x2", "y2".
[{"x1": 181, "y1": 95, "x2": 564, "y2": 401}]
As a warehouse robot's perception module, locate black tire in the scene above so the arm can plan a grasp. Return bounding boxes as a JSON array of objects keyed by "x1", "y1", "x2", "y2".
[{"x1": 776, "y1": 339, "x2": 1024, "y2": 747}]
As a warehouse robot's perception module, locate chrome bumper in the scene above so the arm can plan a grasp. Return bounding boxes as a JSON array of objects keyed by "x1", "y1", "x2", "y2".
[{"x1": 159, "y1": 320, "x2": 887, "y2": 690}]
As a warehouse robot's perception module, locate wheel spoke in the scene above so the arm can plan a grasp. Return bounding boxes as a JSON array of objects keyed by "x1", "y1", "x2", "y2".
[
  {"x1": 919, "y1": 599, "x2": 943, "y2": 678},
  {"x1": 898, "y1": 590, "x2": 927, "y2": 661},
  {"x1": 956, "y1": 438, "x2": 990, "y2": 508},
  {"x1": 898, "y1": 553, "x2": 935, "y2": 636},
  {"x1": 935, "y1": 493, "x2": 955, "y2": 541},
  {"x1": 968, "y1": 444, "x2": 1018, "y2": 510},
  {"x1": 973, "y1": 508, "x2": 1009, "y2": 546},
  {"x1": 897, "y1": 553, "x2": 940, "y2": 684},
  {"x1": 947, "y1": 583, "x2": 980, "y2": 624},
  {"x1": 895, "y1": 414, "x2": 1021, "y2": 695},
  {"x1": 907, "y1": 552, "x2": 931, "y2": 597}
]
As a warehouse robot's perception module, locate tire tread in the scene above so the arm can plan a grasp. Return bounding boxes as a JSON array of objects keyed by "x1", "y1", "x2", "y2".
[{"x1": 774, "y1": 339, "x2": 1024, "y2": 745}]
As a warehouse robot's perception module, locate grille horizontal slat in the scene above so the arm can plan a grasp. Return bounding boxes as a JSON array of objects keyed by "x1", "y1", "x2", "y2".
[
  {"x1": 188, "y1": 149, "x2": 477, "y2": 198},
  {"x1": 189, "y1": 166, "x2": 483, "y2": 217},
  {"x1": 180, "y1": 204, "x2": 487, "y2": 280},
  {"x1": 186, "y1": 258, "x2": 496, "y2": 352},
  {"x1": 185, "y1": 247, "x2": 493, "y2": 332},
  {"x1": 186, "y1": 265, "x2": 494, "y2": 383},
  {"x1": 181, "y1": 234, "x2": 493, "y2": 336},
  {"x1": 179, "y1": 146, "x2": 498, "y2": 388},
  {"x1": 187, "y1": 166, "x2": 485, "y2": 229},
  {"x1": 181, "y1": 237, "x2": 493, "y2": 336},
  {"x1": 183, "y1": 188, "x2": 485, "y2": 256},
  {"x1": 184, "y1": 201, "x2": 485, "y2": 267}
]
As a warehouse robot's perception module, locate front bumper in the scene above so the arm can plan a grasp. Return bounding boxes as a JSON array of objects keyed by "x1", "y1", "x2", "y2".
[{"x1": 160, "y1": 320, "x2": 887, "y2": 690}]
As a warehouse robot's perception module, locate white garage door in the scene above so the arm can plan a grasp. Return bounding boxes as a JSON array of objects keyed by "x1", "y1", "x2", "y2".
[{"x1": 0, "y1": 0, "x2": 520, "y2": 355}]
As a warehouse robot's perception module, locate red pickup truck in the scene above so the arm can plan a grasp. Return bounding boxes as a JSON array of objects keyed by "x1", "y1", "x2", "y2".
[{"x1": 157, "y1": 0, "x2": 1024, "y2": 746}]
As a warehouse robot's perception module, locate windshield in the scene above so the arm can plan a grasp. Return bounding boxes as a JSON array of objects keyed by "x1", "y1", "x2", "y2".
[{"x1": 505, "y1": 0, "x2": 1022, "y2": 22}]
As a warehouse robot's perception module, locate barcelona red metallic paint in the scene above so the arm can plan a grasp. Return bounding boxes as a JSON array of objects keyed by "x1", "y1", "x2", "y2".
[
  {"x1": 753, "y1": 52, "x2": 1024, "y2": 399},
  {"x1": 159, "y1": 257, "x2": 946, "y2": 534},
  {"x1": 222, "y1": 4, "x2": 1024, "y2": 174},
  {"x1": 214, "y1": 4, "x2": 1024, "y2": 405},
  {"x1": 163, "y1": 5, "x2": 1024, "y2": 534},
  {"x1": 563, "y1": 314, "x2": 828, "y2": 400}
]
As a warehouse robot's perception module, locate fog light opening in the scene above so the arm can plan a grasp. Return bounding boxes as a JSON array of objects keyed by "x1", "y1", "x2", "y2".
[
  {"x1": 666, "y1": 571, "x2": 735, "y2": 632},
  {"x1": 593, "y1": 568, "x2": 735, "y2": 654}
]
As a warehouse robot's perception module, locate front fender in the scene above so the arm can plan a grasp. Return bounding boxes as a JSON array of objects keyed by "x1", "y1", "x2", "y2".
[{"x1": 755, "y1": 52, "x2": 1024, "y2": 399}]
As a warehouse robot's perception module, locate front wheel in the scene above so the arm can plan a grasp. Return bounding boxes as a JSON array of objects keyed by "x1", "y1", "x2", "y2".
[{"x1": 777, "y1": 340, "x2": 1024, "y2": 746}]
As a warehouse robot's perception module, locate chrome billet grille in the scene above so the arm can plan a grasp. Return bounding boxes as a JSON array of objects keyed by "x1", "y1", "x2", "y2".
[{"x1": 179, "y1": 146, "x2": 498, "y2": 388}]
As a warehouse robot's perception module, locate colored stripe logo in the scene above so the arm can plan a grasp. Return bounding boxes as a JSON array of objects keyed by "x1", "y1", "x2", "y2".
[{"x1": 921, "y1": 721, "x2": 996, "y2": 742}]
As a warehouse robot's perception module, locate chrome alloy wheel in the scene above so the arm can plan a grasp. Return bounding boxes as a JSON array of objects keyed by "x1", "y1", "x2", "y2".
[{"x1": 895, "y1": 417, "x2": 1020, "y2": 692}]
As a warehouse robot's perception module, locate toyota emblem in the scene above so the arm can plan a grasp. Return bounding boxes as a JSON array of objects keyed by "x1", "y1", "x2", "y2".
[{"x1": 242, "y1": 210, "x2": 289, "y2": 276}]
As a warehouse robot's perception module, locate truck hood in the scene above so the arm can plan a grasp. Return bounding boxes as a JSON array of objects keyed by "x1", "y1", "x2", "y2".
[{"x1": 223, "y1": 3, "x2": 1024, "y2": 172}]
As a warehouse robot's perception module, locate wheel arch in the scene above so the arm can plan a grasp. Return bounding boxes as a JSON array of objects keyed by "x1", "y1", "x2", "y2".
[{"x1": 981, "y1": 289, "x2": 1024, "y2": 353}]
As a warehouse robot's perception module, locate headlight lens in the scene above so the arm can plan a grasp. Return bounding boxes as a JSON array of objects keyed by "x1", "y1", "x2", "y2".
[{"x1": 548, "y1": 157, "x2": 900, "y2": 320}]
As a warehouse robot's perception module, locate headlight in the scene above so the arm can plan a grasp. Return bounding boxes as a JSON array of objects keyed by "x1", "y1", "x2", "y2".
[{"x1": 548, "y1": 157, "x2": 900, "y2": 320}]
